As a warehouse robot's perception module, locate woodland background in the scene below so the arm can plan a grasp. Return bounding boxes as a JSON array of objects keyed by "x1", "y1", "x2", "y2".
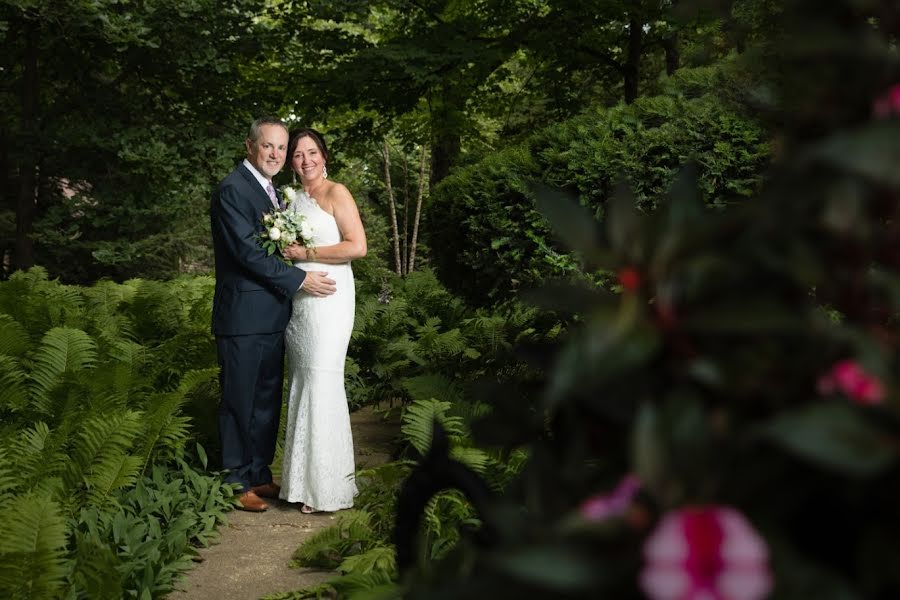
[{"x1": 2, "y1": 1, "x2": 900, "y2": 599}]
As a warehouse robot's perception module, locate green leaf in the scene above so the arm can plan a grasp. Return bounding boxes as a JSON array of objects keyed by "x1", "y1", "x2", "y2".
[
  {"x1": 488, "y1": 545, "x2": 601, "y2": 591},
  {"x1": 806, "y1": 122, "x2": 900, "y2": 186},
  {"x1": 760, "y1": 403, "x2": 897, "y2": 478},
  {"x1": 607, "y1": 184, "x2": 642, "y2": 262},
  {"x1": 531, "y1": 183, "x2": 599, "y2": 259},
  {"x1": 0, "y1": 494, "x2": 68, "y2": 599}
]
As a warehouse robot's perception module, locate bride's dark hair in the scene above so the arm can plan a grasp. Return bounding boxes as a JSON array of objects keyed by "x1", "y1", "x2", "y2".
[{"x1": 288, "y1": 127, "x2": 329, "y2": 163}]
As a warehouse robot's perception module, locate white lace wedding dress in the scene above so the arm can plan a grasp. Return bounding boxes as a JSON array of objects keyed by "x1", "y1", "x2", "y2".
[{"x1": 279, "y1": 190, "x2": 358, "y2": 510}]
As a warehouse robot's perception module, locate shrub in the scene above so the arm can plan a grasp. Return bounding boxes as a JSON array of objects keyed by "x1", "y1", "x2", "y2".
[{"x1": 428, "y1": 62, "x2": 771, "y2": 306}]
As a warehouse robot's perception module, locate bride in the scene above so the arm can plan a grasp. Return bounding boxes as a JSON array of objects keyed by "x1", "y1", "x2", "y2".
[{"x1": 280, "y1": 128, "x2": 367, "y2": 513}]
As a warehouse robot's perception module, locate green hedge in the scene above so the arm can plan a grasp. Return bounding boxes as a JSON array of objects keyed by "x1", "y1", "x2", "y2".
[{"x1": 428, "y1": 65, "x2": 771, "y2": 306}]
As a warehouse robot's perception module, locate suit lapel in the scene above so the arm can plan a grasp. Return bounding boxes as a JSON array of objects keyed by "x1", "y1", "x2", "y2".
[{"x1": 237, "y1": 163, "x2": 275, "y2": 210}]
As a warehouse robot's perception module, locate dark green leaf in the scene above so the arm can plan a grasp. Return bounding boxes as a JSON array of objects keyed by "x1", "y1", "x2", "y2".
[{"x1": 761, "y1": 403, "x2": 897, "y2": 478}]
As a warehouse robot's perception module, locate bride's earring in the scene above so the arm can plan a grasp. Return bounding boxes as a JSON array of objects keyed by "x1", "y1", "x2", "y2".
[{"x1": 322, "y1": 165, "x2": 328, "y2": 180}]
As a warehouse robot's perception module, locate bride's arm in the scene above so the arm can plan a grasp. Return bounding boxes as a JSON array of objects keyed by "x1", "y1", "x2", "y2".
[{"x1": 283, "y1": 184, "x2": 367, "y2": 263}]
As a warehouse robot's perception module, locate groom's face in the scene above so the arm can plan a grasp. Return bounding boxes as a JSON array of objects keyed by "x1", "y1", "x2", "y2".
[{"x1": 246, "y1": 124, "x2": 289, "y2": 179}]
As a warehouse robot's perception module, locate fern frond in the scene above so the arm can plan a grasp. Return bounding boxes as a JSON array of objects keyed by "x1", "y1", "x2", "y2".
[
  {"x1": 400, "y1": 399, "x2": 464, "y2": 456},
  {"x1": 68, "y1": 529, "x2": 124, "y2": 600},
  {"x1": 29, "y1": 327, "x2": 98, "y2": 414},
  {"x1": 65, "y1": 410, "x2": 143, "y2": 506},
  {"x1": 291, "y1": 510, "x2": 375, "y2": 569},
  {"x1": 0, "y1": 268, "x2": 50, "y2": 335},
  {"x1": 0, "y1": 493, "x2": 69, "y2": 600},
  {"x1": 92, "y1": 314, "x2": 137, "y2": 351},
  {"x1": 331, "y1": 570, "x2": 399, "y2": 598},
  {"x1": 45, "y1": 283, "x2": 87, "y2": 329},
  {"x1": 414, "y1": 323, "x2": 470, "y2": 361},
  {"x1": 171, "y1": 275, "x2": 216, "y2": 330},
  {"x1": 371, "y1": 298, "x2": 412, "y2": 337},
  {"x1": 85, "y1": 453, "x2": 143, "y2": 508},
  {"x1": 0, "y1": 314, "x2": 29, "y2": 357},
  {"x1": 463, "y1": 313, "x2": 511, "y2": 354},
  {"x1": 261, "y1": 584, "x2": 334, "y2": 600},
  {"x1": 89, "y1": 339, "x2": 151, "y2": 404},
  {"x1": 0, "y1": 449, "x2": 15, "y2": 505},
  {"x1": 338, "y1": 545, "x2": 397, "y2": 577},
  {"x1": 135, "y1": 368, "x2": 217, "y2": 470},
  {"x1": 352, "y1": 296, "x2": 380, "y2": 339},
  {"x1": 0, "y1": 355, "x2": 28, "y2": 413},
  {"x1": 4, "y1": 422, "x2": 68, "y2": 499},
  {"x1": 83, "y1": 279, "x2": 130, "y2": 314},
  {"x1": 16, "y1": 422, "x2": 56, "y2": 482},
  {"x1": 421, "y1": 489, "x2": 476, "y2": 559},
  {"x1": 401, "y1": 374, "x2": 464, "y2": 405},
  {"x1": 125, "y1": 279, "x2": 188, "y2": 341},
  {"x1": 449, "y1": 446, "x2": 491, "y2": 474}
]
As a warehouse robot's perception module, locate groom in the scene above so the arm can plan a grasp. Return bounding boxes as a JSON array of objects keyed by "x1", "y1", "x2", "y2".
[{"x1": 210, "y1": 116, "x2": 336, "y2": 512}]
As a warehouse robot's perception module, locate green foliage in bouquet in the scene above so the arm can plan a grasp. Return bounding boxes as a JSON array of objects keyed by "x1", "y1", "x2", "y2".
[{"x1": 428, "y1": 60, "x2": 771, "y2": 306}]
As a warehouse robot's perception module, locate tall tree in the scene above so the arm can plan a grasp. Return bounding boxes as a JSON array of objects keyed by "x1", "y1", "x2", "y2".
[
  {"x1": 272, "y1": 0, "x2": 722, "y2": 186},
  {"x1": 1, "y1": 0, "x2": 280, "y2": 281}
]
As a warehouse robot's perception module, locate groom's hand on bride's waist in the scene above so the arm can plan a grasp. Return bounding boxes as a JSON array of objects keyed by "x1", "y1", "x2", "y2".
[{"x1": 300, "y1": 271, "x2": 337, "y2": 297}]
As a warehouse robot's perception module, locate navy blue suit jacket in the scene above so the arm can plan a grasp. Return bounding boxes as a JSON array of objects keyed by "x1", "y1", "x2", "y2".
[{"x1": 210, "y1": 163, "x2": 306, "y2": 336}]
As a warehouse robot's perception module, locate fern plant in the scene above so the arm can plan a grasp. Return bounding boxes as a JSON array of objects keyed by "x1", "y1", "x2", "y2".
[{"x1": 0, "y1": 270, "x2": 234, "y2": 599}]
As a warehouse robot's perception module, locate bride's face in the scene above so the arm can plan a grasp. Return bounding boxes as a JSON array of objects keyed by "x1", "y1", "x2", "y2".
[{"x1": 291, "y1": 136, "x2": 325, "y2": 182}]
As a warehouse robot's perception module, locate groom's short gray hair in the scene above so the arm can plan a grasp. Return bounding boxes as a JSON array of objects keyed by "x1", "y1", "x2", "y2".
[{"x1": 248, "y1": 116, "x2": 288, "y2": 142}]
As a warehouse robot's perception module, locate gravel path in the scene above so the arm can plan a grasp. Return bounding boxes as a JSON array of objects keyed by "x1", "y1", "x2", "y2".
[{"x1": 169, "y1": 406, "x2": 398, "y2": 600}]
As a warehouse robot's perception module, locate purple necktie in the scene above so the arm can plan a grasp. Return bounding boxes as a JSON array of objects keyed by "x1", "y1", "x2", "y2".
[{"x1": 265, "y1": 182, "x2": 279, "y2": 209}]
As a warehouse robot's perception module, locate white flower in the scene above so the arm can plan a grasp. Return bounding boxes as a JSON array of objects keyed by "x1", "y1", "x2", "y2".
[
  {"x1": 282, "y1": 186, "x2": 298, "y2": 205},
  {"x1": 268, "y1": 227, "x2": 282, "y2": 241},
  {"x1": 281, "y1": 231, "x2": 297, "y2": 245},
  {"x1": 300, "y1": 222, "x2": 313, "y2": 240}
]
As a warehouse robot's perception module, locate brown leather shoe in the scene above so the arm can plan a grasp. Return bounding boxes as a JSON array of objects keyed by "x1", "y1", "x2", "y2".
[
  {"x1": 251, "y1": 482, "x2": 281, "y2": 499},
  {"x1": 237, "y1": 490, "x2": 269, "y2": 512}
]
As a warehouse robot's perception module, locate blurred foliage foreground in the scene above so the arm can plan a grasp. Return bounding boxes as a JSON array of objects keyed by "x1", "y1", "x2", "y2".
[{"x1": 325, "y1": 3, "x2": 900, "y2": 600}]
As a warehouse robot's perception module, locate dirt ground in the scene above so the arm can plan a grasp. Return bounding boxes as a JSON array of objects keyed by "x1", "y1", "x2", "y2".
[{"x1": 169, "y1": 405, "x2": 398, "y2": 600}]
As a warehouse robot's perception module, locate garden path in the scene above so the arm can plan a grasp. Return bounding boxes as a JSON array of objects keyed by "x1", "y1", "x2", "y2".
[{"x1": 169, "y1": 405, "x2": 398, "y2": 600}]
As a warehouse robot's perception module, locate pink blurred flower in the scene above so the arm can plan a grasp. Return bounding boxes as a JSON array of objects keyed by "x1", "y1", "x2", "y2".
[
  {"x1": 873, "y1": 84, "x2": 900, "y2": 118},
  {"x1": 817, "y1": 359, "x2": 885, "y2": 406},
  {"x1": 579, "y1": 474, "x2": 640, "y2": 521},
  {"x1": 618, "y1": 267, "x2": 642, "y2": 293},
  {"x1": 640, "y1": 506, "x2": 773, "y2": 600}
]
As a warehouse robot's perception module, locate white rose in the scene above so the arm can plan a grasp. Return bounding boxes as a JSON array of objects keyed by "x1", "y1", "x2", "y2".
[
  {"x1": 268, "y1": 227, "x2": 282, "y2": 241},
  {"x1": 283, "y1": 187, "x2": 298, "y2": 204},
  {"x1": 300, "y1": 222, "x2": 313, "y2": 240},
  {"x1": 282, "y1": 231, "x2": 297, "y2": 244}
]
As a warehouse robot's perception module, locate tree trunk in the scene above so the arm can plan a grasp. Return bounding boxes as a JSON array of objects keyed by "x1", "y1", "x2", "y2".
[
  {"x1": 430, "y1": 129, "x2": 460, "y2": 187},
  {"x1": 16, "y1": 23, "x2": 39, "y2": 271},
  {"x1": 429, "y1": 86, "x2": 463, "y2": 186},
  {"x1": 401, "y1": 152, "x2": 410, "y2": 275},
  {"x1": 408, "y1": 145, "x2": 428, "y2": 273},
  {"x1": 663, "y1": 34, "x2": 680, "y2": 75},
  {"x1": 382, "y1": 140, "x2": 403, "y2": 275},
  {"x1": 623, "y1": 9, "x2": 643, "y2": 104}
]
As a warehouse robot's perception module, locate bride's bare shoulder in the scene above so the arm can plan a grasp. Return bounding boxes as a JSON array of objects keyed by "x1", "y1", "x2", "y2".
[{"x1": 323, "y1": 181, "x2": 353, "y2": 203}]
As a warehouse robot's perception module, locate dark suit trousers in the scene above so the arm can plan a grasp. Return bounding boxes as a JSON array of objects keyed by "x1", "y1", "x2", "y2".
[{"x1": 216, "y1": 332, "x2": 285, "y2": 492}]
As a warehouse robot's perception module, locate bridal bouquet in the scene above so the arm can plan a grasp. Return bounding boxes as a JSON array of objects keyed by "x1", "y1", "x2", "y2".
[{"x1": 257, "y1": 186, "x2": 314, "y2": 262}]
